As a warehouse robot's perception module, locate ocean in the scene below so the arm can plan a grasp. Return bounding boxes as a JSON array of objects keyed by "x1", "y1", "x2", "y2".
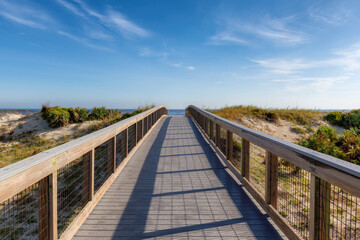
[{"x1": 0, "y1": 108, "x2": 185, "y2": 116}]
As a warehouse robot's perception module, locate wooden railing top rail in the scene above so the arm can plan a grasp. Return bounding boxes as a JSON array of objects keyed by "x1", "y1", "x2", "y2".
[
  {"x1": 0, "y1": 106, "x2": 167, "y2": 203},
  {"x1": 187, "y1": 105, "x2": 360, "y2": 197}
]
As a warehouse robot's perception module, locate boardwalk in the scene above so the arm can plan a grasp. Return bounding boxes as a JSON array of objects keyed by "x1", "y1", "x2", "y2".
[{"x1": 74, "y1": 116, "x2": 286, "y2": 239}]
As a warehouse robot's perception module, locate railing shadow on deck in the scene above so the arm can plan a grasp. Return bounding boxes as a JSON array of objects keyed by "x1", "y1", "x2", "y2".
[{"x1": 110, "y1": 116, "x2": 283, "y2": 239}]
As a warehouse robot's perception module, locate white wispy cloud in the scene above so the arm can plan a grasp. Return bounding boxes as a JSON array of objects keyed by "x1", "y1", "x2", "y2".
[
  {"x1": 56, "y1": 0, "x2": 86, "y2": 18},
  {"x1": 211, "y1": 15, "x2": 305, "y2": 46},
  {"x1": 171, "y1": 63, "x2": 195, "y2": 71},
  {"x1": 274, "y1": 76, "x2": 348, "y2": 92},
  {"x1": 251, "y1": 59, "x2": 314, "y2": 74},
  {"x1": 254, "y1": 42, "x2": 360, "y2": 74},
  {"x1": 106, "y1": 10, "x2": 149, "y2": 38},
  {"x1": 254, "y1": 42, "x2": 360, "y2": 91},
  {"x1": 210, "y1": 33, "x2": 248, "y2": 45},
  {"x1": 308, "y1": 2, "x2": 354, "y2": 26},
  {"x1": 56, "y1": 0, "x2": 150, "y2": 38},
  {"x1": 57, "y1": 30, "x2": 111, "y2": 51},
  {"x1": 0, "y1": 0, "x2": 54, "y2": 29}
]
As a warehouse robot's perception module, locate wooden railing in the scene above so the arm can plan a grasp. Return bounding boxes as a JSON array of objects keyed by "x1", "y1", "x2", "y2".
[
  {"x1": 187, "y1": 105, "x2": 360, "y2": 240},
  {"x1": 0, "y1": 106, "x2": 168, "y2": 240}
]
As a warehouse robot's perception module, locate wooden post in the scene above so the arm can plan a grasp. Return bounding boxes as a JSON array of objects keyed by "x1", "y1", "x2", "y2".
[
  {"x1": 49, "y1": 172, "x2": 57, "y2": 240},
  {"x1": 210, "y1": 120, "x2": 214, "y2": 141},
  {"x1": 216, "y1": 124, "x2": 221, "y2": 148},
  {"x1": 108, "y1": 138, "x2": 115, "y2": 175},
  {"x1": 38, "y1": 177, "x2": 49, "y2": 240},
  {"x1": 226, "y1": 130, "x2": 233, "y2": 161},
  {"x1": 310, "y1": 175, "x2": 330, "y2": 240},
  {"x1": 89, "y1": 149, "x2": 94, "y2": 201},
  {"x1": 265, "y1": 151, "x2": 278, "y2": 209},
  {"x1": 241, "y1": 138, "x2": 250, "y2": 179}
]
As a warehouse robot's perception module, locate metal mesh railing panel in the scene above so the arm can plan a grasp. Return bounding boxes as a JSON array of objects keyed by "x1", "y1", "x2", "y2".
[
  {"x1": 219, "y1": 128, "x2": 227, "y2": 156},
  {"x1": 319, "y1": 182, "x2": 360, "y2": 239},
  {"x1": 278, "y1": 158, "x2": 310, "y2": 239},
  {"x1": 94, "y1": 141, "x2": 111, "y2": 193},
  {"x1": 231, "y1": 134, "x2": 242, "y2": 170},
  {"x1": 115, "y1": 130, "x2": 126, "y2": 168},
  {"x1": 248, "y1": 143, "x2": 266, "y2": 197},
  {"x1": 137, "y1": 120, "x2": 142, "y2": 143},
  {"x1": 0, "y1": 178, "x2": 49, "y2": 240},
  {"x1": 144, "y1": 117, "x2": 148, "y2": 136},
  {"x1": 57, "y1": 155, "x2": 89, "y2": 237},
  {"x1": 127, "y1": 124, "x2": 136, "y2": 153}
]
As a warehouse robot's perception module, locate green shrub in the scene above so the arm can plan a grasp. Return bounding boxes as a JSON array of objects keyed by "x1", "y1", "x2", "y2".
[
  {"x1": 46, "y1": 107, "x2": 71, "y2": 128},
  {"x1": 41, "y1": 104, "x2": 51, "y2": 119},
  {"x1": 88, "y1": 107, "x2": 108, "y2": 120},
  {"x1": 324, "y1": 112, "x2": 344, "y2": 126},
  {"x1": 300, "y1": 125, "x2": 360, "y2": 165},
  {"x1": 67, "y1": 108, "x2": 80, "y2": 123},
  {"x1": 343, "y1": 111, "x2": 360, "y2": 129},
  {"x1": 75, "y1": 108, "x2": 89, "y2": 122}
]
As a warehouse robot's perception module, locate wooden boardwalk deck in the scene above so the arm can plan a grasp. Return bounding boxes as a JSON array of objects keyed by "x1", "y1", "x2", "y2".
[{"x1": 73, "y1": 116, "x2": 286, "y2": 239}]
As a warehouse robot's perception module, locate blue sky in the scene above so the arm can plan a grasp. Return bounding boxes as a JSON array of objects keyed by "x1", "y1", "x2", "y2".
[{"x1": 0, "y1": 0, "x2": 360, "y2": 109}]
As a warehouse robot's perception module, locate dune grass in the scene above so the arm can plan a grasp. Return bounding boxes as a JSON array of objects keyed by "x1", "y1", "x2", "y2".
[
  {"x1": 210, "y1": 105, "x2": 323, "y2": 126},
  {"x1": 0, "y1": 105, "x2": 155, "y2": 168}
]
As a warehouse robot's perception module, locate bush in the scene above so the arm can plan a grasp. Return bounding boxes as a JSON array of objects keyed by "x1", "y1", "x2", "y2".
[
  {"x1": 46, "y1": 107, "x2": 71, "y2": 128},
  {"x1": 343, "y1": 111, "x2": 360, "y2": 129},
  {"x1": 88, "y1": 107, "x2": 108, "y2": 120},
  {"x1": 75, "y1": 108, "x2": 89, "y2": 122},
  {"x1": 67, "y1": 108, "x2": 80, "y2": 123},
  {"x1": 324, "y1": 112, "x2": 344, "y2": 126},
  {"x1": 300, "y1": 125, "x2": 360, "y2": 165}
]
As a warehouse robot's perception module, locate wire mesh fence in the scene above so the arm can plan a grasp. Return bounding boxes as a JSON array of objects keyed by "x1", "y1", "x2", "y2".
[
  {"x1": 144, "y1": 116, "x2": 148, "y2": 136},
  {"x1": 319, "y1": 181, "x2": 360, "y2": 239},
  {"x1": 115, "y1": 130, "x2": 127, "y2": 168},
  {"x1": 231, "y1": 135, "x2": 242, "y2": 170},
  {"x1": 248, "y1": 143, "x2": 266, "y2": 197},
  {"x1": 137, "y1": 120, "x2": 142, "y2": 143},
  {"x1": 94, "y1": 141, "x2": 110, "y2": 193},
  {"x1": 127, "y1": 124, "x2": 136, "y2": 154},
  {"x1": 219, "y1": 127, "x2": 227, "y2": 156},
  {"x1": 277, "y1": 158, "x2": 310, "y2": 239},
  {"x1": 57, "y1": 155, "x2": 89, "y2": 237},
  {"x1": 0, "y1": 178, "x2": 48, "y2": 240}
]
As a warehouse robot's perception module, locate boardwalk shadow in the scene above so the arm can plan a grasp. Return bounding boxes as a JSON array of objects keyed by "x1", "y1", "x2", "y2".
[{"x1": 110, "y1": 116, "x2": 283, "y2": 239}]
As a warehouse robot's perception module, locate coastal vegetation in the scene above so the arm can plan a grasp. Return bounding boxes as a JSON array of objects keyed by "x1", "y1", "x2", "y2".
[
  {"x1": 212, "y1": 105, "x2": 360, "y2": 166},
  {"x1": 0, "y1": 104, "x2": 155, "y2": 168},
  {"x1": 210, "y1": 105, "x2": 322, "y2": 127},
  {"x1": 210, "y1": 105, "x2": 360, "y2": 237}
]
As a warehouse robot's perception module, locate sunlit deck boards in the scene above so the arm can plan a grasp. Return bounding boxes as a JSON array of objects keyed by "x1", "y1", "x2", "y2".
[{"x1": 73, "y1": 116, "x2": 286, "y2": 240}]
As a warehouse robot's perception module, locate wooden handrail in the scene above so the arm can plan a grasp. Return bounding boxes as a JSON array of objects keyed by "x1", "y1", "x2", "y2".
[
  {"x1": 0, "y1": 106, "x2": 167, "y2": 203},
  {"x1": 187, "y1": 105, "x2": 360, "y2": 240},
  {"x1": 0, "y1": 106, "x2": 168, "y2": 240},
  {"x1": 187, "y1": 105, "x2": 360, "y2": 197}
]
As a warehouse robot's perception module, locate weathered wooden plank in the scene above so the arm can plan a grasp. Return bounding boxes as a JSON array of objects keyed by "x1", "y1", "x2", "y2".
[
  {"x1": 0, "y1": 106, "x2": 168, "y2": 203},
  {"x1": 265, "y1": 151, "x2": 278, "y2": 209},
  {"x1": 74, "y1": 116, "x2": 286, "y2": 240},
  {"x1": 241, "y1": 138, "x2": 250, "y2": 180},
  {"x1": 60, "y1": 116, "x2": 167, "y2": 240},
  {"x1": 215, "y1": 124, "x2": 220, "y2": 149},
  {"x1": 186, "y1": 105, "x2": 360, "y2": 197},
  {"x1": 49, "y1": 172, "x2": 57, "y2": 240},
  {"x1": 226, "y1": 130, "x2": 233, "y2": 161},
  {"x1": 38, "y1": 177, "x2": 49, "y2": 240}
]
